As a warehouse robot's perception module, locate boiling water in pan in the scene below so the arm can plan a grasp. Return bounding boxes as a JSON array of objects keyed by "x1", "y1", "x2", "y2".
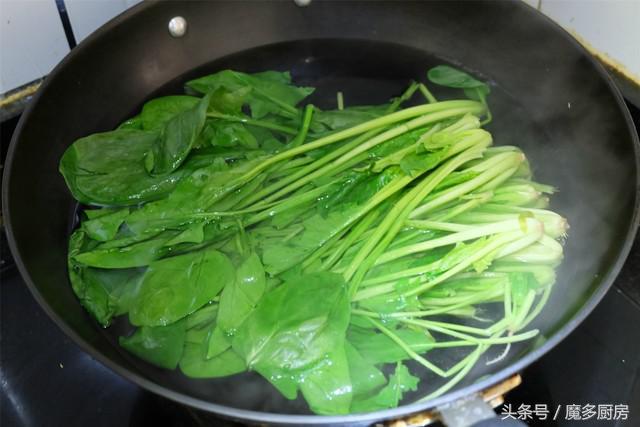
[{"x1": 83, "y1": 39, "x2": 623, "y2": 414}]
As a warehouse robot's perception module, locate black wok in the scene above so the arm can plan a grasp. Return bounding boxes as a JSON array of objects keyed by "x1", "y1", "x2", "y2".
[{"x1": 3, "y1": 1, "x2": 639, "y2": 425}]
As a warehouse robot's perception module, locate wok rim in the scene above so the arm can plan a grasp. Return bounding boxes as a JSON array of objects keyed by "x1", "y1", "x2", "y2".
[{"x1": 3, "y1": 1, "x2": 640, "y2": 424}]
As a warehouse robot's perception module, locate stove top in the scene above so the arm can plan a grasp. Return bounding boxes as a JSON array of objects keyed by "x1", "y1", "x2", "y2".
[{"x1": 1, "y1": 103, "x2": 639, "y2": 427}]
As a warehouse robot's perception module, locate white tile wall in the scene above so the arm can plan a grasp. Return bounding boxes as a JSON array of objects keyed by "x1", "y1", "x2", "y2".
[
  {"x1": 540, "y1": 0, "x2": 640, "y2": 79},
  {"x1": 65, "y1": 0, "x2": 141, "y2": 43},
  {"x1": 0, "y1": 0, "x2": 70, "y2": 94}
]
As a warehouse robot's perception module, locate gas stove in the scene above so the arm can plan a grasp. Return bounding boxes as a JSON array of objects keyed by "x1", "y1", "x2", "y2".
[{"x1": 1, "y1": 103, "x2": 638, "y2": 427}]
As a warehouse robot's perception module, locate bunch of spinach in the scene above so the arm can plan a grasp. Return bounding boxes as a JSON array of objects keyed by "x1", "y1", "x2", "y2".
[{"x1": 61, "y1": 66, "x2": 567, "y2": 415}]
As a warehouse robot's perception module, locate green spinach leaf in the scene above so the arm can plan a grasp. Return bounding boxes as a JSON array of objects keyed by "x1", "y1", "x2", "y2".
[
  {"x1": 351, "y1": 362, "x2": 419, "y2": 412},
  {"x1": 348, "y1": 326, "x2": 433, "y2": 365},
  {"x1": 299, "y1": 344, "x2": 352, "y2": 415},
  {"x1": 141, "y1": 95, "x2": 200, "y2": 130},
  {"x1": 60, "y1": 129, "x2": 188, "y2": 206},
  {"x1": 232, "y1": 272, "x2": 351, "y2": 400},
  {"x1": 186, "y1": 70, "x2": 313, "y2": 118},
  {"x1": 129, "y1": 247, "x2": 235, "y2": 326},
  {"x1": 208, "y1": 253, "x2": 266, "y2": 357},
  {"x1": 148, "y1": 95, "x2": 209, "y2": 175},
  {"x1": 119, "y1": 320, "x2": 187, "y2": 369},
  {"x1": 180, "y1": 345, "x2": 246, "y2": 378},
  {"x1": 427, "y1": 65, "x2": 490, "y2": 101},
  {"x1": 345, "y1": 342, "x2": 386, "y2": 398}
]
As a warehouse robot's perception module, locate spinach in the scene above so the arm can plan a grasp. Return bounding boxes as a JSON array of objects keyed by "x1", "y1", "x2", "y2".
[
  {"x1": 60, "y1": 68, "x2": 566, "y2": 415},
  {"x1": 186, "y1": 70, "x2": 314, "y2": 118},
  {"x1": 203, "y1": 121, "x2": 259, "y2": 149},
  {"x1": 351, "y1": 362, "x2": 419, "y2": 412},
  {"x1": 348, "y1": 326, "x2": 433, "y2": 365},
  {"x1": 68, "y1": 230, "x2": 146, "y2": 326},
  {"x1": 345, "y1": 342, "x2": 386, "y2": 398},
  {"x1": 129, "y1": 248, "x2": 234, "y2": 326},
  {"x1": 299, "y1": 344, "x2": 352, "y2": 415},
  {"x1": 119, "y1": 320, "x2": 186, "y2": 369},
  {"x1": 427, "y1": 65, "x2": 490, "y2": 100},
  {"x1": 59, "y1": 130, "x2": 176, "y2": 206},
  {"x1": 208, "y1": 252, "x2": 266, "y2": 357},
  {"x1": 313, "y1": 105, "x2": 389, "y2": 132},
  {"x1": 82, "y1": 208, "x2": 130, "y2": 241},
  {"x1": 118, "y1": 115, "x2": 143, "y2": 130},
  {"x1": 180, "y1": 345, "x2": 246, "y2": 378},
  {"x1": 141, "y1": 95, "x2": 200, "y2": 130},
  {"x1": 260, "y1": 204, "x2": 364, "y2": 275},
  {"x1": 147, "y1": 95, "x2": 210, "y2": 175},
  {"x1": 232, "y1": 272, "x2": 350, "y2": 400},
  {"x1": 73, "y1": 234, "x2": 175, "y2": 269}
]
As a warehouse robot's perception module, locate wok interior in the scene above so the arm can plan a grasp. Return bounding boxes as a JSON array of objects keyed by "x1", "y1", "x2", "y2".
[
  {"x1": 98, "y1": 39, "x2": 635, "y2": 413},
  {"x1": 5, "y1": 1, "x2": 637, "y2": 419}
]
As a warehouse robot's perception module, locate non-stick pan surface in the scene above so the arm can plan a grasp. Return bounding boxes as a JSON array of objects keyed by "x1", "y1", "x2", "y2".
[{"x1": 3, "y1": 1, "x2": 639, "y2": 424}]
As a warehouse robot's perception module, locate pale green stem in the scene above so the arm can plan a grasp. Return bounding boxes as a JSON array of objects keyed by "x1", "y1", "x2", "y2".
[
  {"x1": 377, "y1": 217, "x2": 542, "y2": 266},
  {"x1": 410, "y1": 152, "x2": 524, "y2": 219},
  {"x1": 418, "y1": 83, "x2": 438, "y2": 104}
]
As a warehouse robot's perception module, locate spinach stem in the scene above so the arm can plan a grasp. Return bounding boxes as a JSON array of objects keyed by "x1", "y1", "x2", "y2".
[
  {"x1": 410, "y1": 152, "x2": 524, "y2": 219},
  {"x1": 377, "y1": 217, "x2": 541, "y2": 266},
  {"x1": 345, "y1": 131, "x2": 492, "y2": 287},
  {"x1": 235, "y1": 127, "x2": 386, "y2": 209},
  {"x1": 206, "y1": 112, "x2": 298, "y2": 135},
  {"x1": 387, "y1": 82, "x2": 420, "y2": 112},
  {"x1": 287, "y1": 104, "x2": 315, "y2": 148},
  {"x1": 418, "y1": 83, "x2": 438, "y2": 104},
  {"x1": 322, "y1": 209, "x2": 380, "y2": 270},
  {"x1": 417, "y1": 344, "x2": 485, "y2": 401},
  {"x1": 367, "y1": 317, "x2": 447, "y2": 377},
  {"x1": 259, "y1": 107, "x2": 483, "y2": 207},
  {"x1": 237, "y1": 101, "x2": 485, "y2": 185}
]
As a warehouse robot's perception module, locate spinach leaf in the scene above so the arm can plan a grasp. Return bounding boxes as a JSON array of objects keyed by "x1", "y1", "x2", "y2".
[
  {"x1": 427, "y1": 65, "x2": 488, "y2": 89},
  {"x1": 82, "y1": 208, "x2": 130, "y2": 241},
  {"x1": 164, "y1": 221, "x2": 206, "y2": 246},
  {"x1": 185, "y1": 303, "x2": 218, "y2": 344},
  {"x1": 186, "y1": 70, "x2": 313, "y2": 118},
  {"x1": 358, "y1": 292, "x2": 422, "y2": 315},
  {"x1": 299, "y1": 344, "x2": 352, "y2": 415},
  {"x1": 180, "y1": 345, "x2": 246, "y2": 378},
  {"x1": 232, "y1": 272, "x2": 350, "y2": 399},
  {"x1": 345, "y1": 342, "x2": 386, "y2": 398},
  {"x1": 141, "y1": 95, "x2": 200, "y2": 130},
  {"x1": 312, "y1": 105, "x2": 389, "y2": 132},
  {"x1": 427, "y1": 65, "x2": 490, "y2": 101},
  {"x1": 68, "y1": 230, "x2": 110, "y2": 325},
  {"x1": 129, "y1": 248, "x2": 235, "y2": 326},
  {"x1": 208, "y1": 253, "x2": 266, "y2": 357},
  {"x1": 82, "y1": 267, "x2": 144, "y2": 315},
  {"x1": 68, "y1": 230, "x2": 147, "y2": 326},
  {"x1": 119, "y1": 320, "x2": 187, "y2": 369},
  {"x1": 60, "y1": 129, "x2": 183, "y2": 206},
  {"x1": 399, "y1": 150, "x2": 445, "y2": 177},
  {"x1": 124, "y1": 156, "x2": 265, "y2": 234},
  {"x1": 348, "y1": 326, "x2": 433, "y2": 365},
  {"x1": 117, "y1": 115, "x2": 143, "y2": 130},
  {"x1": 203, "y1": 121, "x2": 259, "y2": 149},
  {"x1": 148, "y1": 95, "x2": 209, "y2": 175},
  {"x1": 351, "y1": 362, "x2": 419, "y2": 412},
  {"x1": 208, "y1": 86, "x2": 251, "y2": 115},
  {"x1": 260, "y1": 204, "x2": 363, "y2": 275},
  {"x1": 73, "y1": 234, "x2": 175, "y2": 269}
]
